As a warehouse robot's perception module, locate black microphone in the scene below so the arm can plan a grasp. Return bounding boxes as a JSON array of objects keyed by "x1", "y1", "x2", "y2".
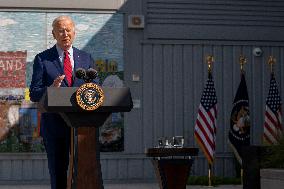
[
  {"x1": 75, "y1": 68, "x2": 86, "y2": 79},
  {"x1": 86, "y1": 68, "x2": 98, "y2": 80}
]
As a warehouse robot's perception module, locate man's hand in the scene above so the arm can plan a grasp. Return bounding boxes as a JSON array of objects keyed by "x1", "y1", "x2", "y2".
[{"x1": 52, "y1": 75, "x2": 65, "y2": 87}]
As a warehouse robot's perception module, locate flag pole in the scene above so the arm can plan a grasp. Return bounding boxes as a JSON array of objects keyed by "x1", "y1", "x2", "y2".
[
  {"x1": 207, "y1": 55, "x2": 214, "y2": 73},
  {"x1": 206, "y1": 55, "x2": 214, "y2": 188},
  {"x1": 241, "y1": 168, "x2": 243, "y2": 185},
  {"x1": 208, "y1": 163, "x2": 213, "y2": 187},
  {"x1": 267, "y1": 56, "x2": 282, "y2": 141},
  {"x1": 239, "y1": 55, "x2": 247, "y2": 73},
  {"x1": 238, "y1": 55, "x2": 247, "y2": 182},
  {"x1": 267, "y1": 56, "x2": 275, "y2": 141},
  {"x1": 268, "y1": 56, "x2": 275, "y2": 74}
]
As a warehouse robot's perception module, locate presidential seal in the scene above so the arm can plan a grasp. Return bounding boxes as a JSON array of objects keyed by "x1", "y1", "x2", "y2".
[{"x1": 76, "y1": 83, "x2": 104, "y2": 111}]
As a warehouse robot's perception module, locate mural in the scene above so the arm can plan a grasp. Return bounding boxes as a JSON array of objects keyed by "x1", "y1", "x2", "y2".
[
  {"x1": 0, "y1": 12, "x2": 124, "y2": 152},
  {"x1": 0, "y1": 51, "x2": 27, "y2": 88}
]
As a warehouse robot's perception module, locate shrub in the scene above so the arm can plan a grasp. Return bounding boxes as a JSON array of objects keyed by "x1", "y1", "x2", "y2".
[
  {"x1": 261, "y1": 137, "x2": 284, "y2": 169},
  {"x1": 187, "y1": 176, "x2": 241, "y2": 186}
]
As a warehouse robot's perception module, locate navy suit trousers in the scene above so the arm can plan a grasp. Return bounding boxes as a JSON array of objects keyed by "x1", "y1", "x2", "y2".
[{"x1": 44, "y1": 135, "x2": 70, "y2": 189}]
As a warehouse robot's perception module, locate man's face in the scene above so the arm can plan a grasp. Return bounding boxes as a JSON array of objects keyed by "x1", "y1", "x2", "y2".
[{"x1": 52, "y1": 19, "x2": 75, "y2": 50}]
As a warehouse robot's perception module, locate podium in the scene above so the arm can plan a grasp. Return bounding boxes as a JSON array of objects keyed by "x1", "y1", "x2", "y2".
[
  {"x1": 241, "y1": 146, "x2": 269, "y2": 189},
  {"x1": 40, "y1": 86, "x2": 133, "y2": 189},
  {"x1": 146, "y1": 148, "x2": 199, "y2": 189}
]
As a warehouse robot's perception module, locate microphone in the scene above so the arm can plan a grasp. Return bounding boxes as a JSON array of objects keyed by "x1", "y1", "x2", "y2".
[
  {"x1": 86, "y1": 68, "x2": 98, "y2": 80},
  {"x1": 75, "y1": 68, "x2": 98, "y2": 83},
  {"x1": 75, "y1": 68, "x2": 86, "y2": 79}
]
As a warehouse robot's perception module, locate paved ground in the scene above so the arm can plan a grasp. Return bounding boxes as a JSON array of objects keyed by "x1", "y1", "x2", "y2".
[{"x1": 0, "y1": 183, "x2": 242, "y2": 189}]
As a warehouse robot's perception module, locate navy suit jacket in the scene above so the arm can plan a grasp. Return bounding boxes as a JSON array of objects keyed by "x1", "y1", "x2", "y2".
[{"x1": 29, "y1": 45, "x2": 94, "y2": 139}]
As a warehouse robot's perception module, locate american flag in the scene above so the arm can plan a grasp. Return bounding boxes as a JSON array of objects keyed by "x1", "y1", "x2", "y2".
[
  {"x1": 194, "y1": 72, "x2": 217, "y2": 165},
  {"x1": 263, "y1": 73, "x2": 283, "y2": 145}
]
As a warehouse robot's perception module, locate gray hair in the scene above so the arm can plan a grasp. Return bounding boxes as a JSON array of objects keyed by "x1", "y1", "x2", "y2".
[{"x1": 52, "y1": 15, "x2": 75, "y2": 29}]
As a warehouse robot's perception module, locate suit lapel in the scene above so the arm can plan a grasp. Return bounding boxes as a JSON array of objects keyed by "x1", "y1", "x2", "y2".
[
  {"x1": 73, "y1": 48, "x2": 82, "y2": 86},
  {"x1": 50, "y1": 45, "x2": 71, "y2": 87},
  {"x1": 50, "y1": 46, "x2": 64, "y2": 75},
  {"x1": 73, "y1": 47, "x2": 82, "y2": 71}
]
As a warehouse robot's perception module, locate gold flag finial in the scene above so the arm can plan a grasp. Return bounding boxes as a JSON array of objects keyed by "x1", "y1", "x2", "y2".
[
  {"x1": 239, "y1": 55, "x2": 247, "y2": 73},
  {"x1": 206, "y1": 55, "x2": 214, "y2": 73},
  {"x1": 268, "y1": 56, "x2": 276, "y2": 74}
]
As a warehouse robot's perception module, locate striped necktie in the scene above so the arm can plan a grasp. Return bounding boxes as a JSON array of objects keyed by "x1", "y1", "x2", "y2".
[{"x1": 64, "y1": 50, "x2": 73, "y2": 86}]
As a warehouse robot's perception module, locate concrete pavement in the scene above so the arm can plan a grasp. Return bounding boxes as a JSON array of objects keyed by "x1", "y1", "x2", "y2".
[{"x1": 0, "y1": 183, "x2": 242, "y2": 189}]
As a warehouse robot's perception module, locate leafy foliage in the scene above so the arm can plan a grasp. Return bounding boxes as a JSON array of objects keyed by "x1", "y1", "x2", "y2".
[
  {"x1": 261, "y1": 137, "x2": 284, "y2": 169},
  {"x1": 187, "y1": 176, "x2": 241, "y2": 186}
]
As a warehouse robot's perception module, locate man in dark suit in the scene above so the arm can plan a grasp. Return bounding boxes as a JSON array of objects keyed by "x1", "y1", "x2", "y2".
[{"x1": 29, "y1": 15, "x2": 94, "y2": 189}]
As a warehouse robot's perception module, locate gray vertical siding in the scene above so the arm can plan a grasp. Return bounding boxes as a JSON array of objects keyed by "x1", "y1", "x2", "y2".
[
  {"x1": 136, "y1": 42, "x2": 284, "y2": 177},
  {"x1": 104, "y1": 43, "x2": 284, "y2": 180},
  {"x1": 0, "y1": 154, "x2": 48, "y2": 183}
]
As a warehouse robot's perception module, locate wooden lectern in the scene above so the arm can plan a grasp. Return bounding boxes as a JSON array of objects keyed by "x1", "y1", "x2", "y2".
[
  {"x1": 40, "y1": 87, "x2": 133, "y2": 189},
  {"x1": 146, "y1": 148, "x2": 199, "y2": 189}
]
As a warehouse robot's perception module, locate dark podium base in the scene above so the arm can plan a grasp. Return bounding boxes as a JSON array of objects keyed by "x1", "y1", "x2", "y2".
[
  {"x1": 152, "y1": 159, "x2": 193, "y2": 189},
  {"x1": 77, "y1": 127, "x2": 103, "y2": 189},
  {"x1": 67, "y1": 127, "x2": 104, "y2": 189},
  {"x1": 242, "y1": 145, "x2": 269, "y2": 189}
]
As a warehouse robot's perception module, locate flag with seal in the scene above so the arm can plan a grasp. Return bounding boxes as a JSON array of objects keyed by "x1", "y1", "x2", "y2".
[{"x1": 228, "y1": 73, "x2": 250, "y2": 165}]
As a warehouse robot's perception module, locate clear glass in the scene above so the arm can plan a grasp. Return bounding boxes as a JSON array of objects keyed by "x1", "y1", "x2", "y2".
[
  {"x1": 157, "y1": 137, "x2": 164, "y2": 148},
  {"x1": 164, "y1": 138, "x2": 170, "y2": 148},
  {"x1": 172, "y1": 136, "x2": 184, "y2": 148}
]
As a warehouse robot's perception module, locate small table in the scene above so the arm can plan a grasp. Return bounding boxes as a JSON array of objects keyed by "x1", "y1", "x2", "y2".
[{"x1": 146, "y1": 147, "x2": 198, "y2": 189}]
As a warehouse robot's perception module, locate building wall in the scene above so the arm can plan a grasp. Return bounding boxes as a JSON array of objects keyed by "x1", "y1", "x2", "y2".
[
  {"x1": 123, "y1": 0, "x2": 284, "y2": 180},
  {"x1": 0, "y1": 0, "x2": 284, "y2": 184}
]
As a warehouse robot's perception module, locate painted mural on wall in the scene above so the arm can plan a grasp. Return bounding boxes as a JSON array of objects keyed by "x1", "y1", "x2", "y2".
[
  {"x1": 0, "y1": 12, "x2": 124, "y2": 152},
  {"x1": 0, "y1": 51, "x2": 27, "y2": 88}
]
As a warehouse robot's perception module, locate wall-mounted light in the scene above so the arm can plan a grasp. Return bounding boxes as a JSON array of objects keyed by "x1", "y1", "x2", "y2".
[{"x1": 128, "y1": 15, "x2": 144, "y2": 29}]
